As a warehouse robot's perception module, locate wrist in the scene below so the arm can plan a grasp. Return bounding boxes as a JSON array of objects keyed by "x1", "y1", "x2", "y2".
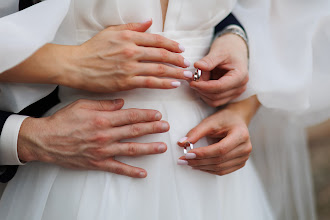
[
  {"x1": 48, "y1": 44, "x2": 81, "y2": 88},
  {"x1": 17, "y1": 117, "x2": 47, "y2": 162},
  {"x1": 228, "y1": 96, "x2": 260, "y2": 125}
]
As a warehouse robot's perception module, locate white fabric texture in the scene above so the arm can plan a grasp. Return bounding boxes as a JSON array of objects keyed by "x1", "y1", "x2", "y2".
[
  {"x1": 0, "y1": 0, "x2": 70, "y2": 113},
  {"x1": 0, "y1": 0, "x2": 275, "y2": 220},
  {"x1": 233, "y1": 0, "x2": 330, "y2": 219},
  {"x1": 0, "y1": 115, "x2": 28, "y2": 165}
]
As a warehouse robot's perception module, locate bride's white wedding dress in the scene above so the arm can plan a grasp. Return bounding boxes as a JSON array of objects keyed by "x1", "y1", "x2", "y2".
[{"x1": 0, "y1": 0, "x2": 274, "y2": 219}]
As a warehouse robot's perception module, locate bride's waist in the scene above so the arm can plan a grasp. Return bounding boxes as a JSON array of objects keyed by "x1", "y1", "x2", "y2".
[{"x1": 59, "y1": 81, "x2": 199, "y2": 103}]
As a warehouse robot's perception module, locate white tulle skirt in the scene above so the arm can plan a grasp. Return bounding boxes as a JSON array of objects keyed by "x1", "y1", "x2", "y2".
[{"x1": 0, "y1": 85, "x2": 274, "y2": 220}]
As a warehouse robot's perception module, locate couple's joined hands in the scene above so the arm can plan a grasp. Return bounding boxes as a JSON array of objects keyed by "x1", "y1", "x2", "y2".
[{"x1": 7, "y1": 21, "x2": 251, "y2": 178}]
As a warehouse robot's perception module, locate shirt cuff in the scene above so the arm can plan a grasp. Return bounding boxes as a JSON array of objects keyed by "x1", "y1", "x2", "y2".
[{"x1": 0, "y1": 115, "x2": 29, "y2": 165}]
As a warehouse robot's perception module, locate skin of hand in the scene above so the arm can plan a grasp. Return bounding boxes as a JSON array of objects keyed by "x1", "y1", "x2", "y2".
[
  {"x1": 191, "y1": 33, "x2": 249, "y2": 107},
  {"x1": 17, "y1": 99, "x2": 170, "y2": 178},
  {"x1": 0, "y1": 20, "x2": 193, "y2": 92},
  {"x1": 177, "y1": 96, "x2": 260, "y2": 176}
]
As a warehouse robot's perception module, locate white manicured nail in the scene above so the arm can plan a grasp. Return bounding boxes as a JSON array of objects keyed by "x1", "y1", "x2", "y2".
[
  {"x1": 183, "y1": 71, "x2": 193, "y2": 79},
  {"x1": 177, "y1": 159, "x2": 189, "y2": 165},
  {"x1": 184, "y1": 59, "x2": 191, "y2": 67},
  {"x1": 179, "y1": 44, "x2": 185, "y2": 52},
  {"x1": 171, "y1": 81, "x2": 181, "y2": 88},
  {"x1": 178, "y1": 137, "x2": 188, "y2": 143},
  {"x1": 185, "y1": 153, "x2": 196, "y2": 159}
]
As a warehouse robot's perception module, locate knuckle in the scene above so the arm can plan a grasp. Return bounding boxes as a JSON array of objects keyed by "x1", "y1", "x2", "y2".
[
  {"x1": 143, "y1": 78, "x2": 154, "y2": 88},
  {"x1": 113, "y1": 166, "x2": 126, "y2": 175},
  {"x1": 159, "y1": 49, "x2": 169, "y2": 62},
  {"x1": 93, "y1": 116, "x2": 109, "y2": 128},
  {"x1": 122, "y1": 47, "x2": 138, "y2": 59},
  {"x1": 127, "y1": 143, "x2": 139, "y2": 156},
  {"x1": 129, "y1": 124, "x2": 142, "y2": 137},
  {"x1": 240, "y1": 128, "x2": 250, "y2": 141},
  {"x1": 154, "y1": 34, "x2": 165, "y2": 45},
  {"x1": 156, "y1": 64, "x2": 166, "y2": 75},
  {"x1": 216, "y1": 146, "x2": 227, "y2": 156},
  {"x1": 119, "y1": 30, "x2": 133, "y2": 41},
  {"x1": 89, "y1": 132, "x2": 110, "y2": 145},
  {"x1": 127, "y1": 110, "x2": 141, "y2": 123}
]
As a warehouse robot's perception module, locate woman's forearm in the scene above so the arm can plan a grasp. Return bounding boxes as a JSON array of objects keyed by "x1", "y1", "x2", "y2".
[{"x1": 0, "y1": 43, "x2": 74, "y2": 85}]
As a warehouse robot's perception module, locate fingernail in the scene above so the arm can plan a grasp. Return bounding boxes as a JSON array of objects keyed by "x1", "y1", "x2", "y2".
[
  {"x1": 139, "y1": 171, "x2": 147, "y2": 178},
  {"x1": 178, "y1": 137, "x2": 188, "y2": 143},
  {"x1": 114, "y1": 99, "x2": 123, "y2": 105},
  {"x1": 171, "y1": 81, "x2": 181, "y2": 88},
  {"x1": 183, "y1": 71, "x2": 193, "y2": 79},
  {"x1": 177, "y1": 159, "x2": 189, "y2": 165},
  {"x1": 161, "y1": 122, "x2": 169, "y2": 131},
  {"x1": 158, "y1": 144, "x2": 166, "y2": 152},
  {"x1": 185, "y1": 153, "x2": 196, "y2": 159},
  {"x1": 141, "y1": 18, "x2": 152, "y2": 24},
  {"x1": 179, "y1": 44, "x2": 185, "y2": 52},
  {"x1": 184, "y1": 59, "x2": 191, "y2": 67},
  {"x1": 154, "y1": 112, "x2": 162, "y2": 120}
]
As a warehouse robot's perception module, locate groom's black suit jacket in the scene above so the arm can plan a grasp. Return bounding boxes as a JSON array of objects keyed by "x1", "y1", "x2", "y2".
[{"x1": 0, "y1": 0, "x2": 244, "y2": 183}]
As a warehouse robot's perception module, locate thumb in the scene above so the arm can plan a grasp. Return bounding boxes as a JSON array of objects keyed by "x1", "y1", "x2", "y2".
[
  {"x1": 108, "y1": 19, "x2": 152, "y2": 32},
  {"x1": 194, "y1": 52, "x2": 222, "y2": 72},
  {"x1": 177, "y1": 120, "x2": 211, "y2": 147}
]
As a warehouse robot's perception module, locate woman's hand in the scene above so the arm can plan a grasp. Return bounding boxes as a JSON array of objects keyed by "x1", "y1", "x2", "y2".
[
  {"x1": 191, "y1": 33, "x2": 249, "y2": 107},
  {"x1": 177, "y1": 96, "x2": 260, "y2": 176},
  {"x1": 0, "y1": 20, "x2": 192, "y2": 92}
]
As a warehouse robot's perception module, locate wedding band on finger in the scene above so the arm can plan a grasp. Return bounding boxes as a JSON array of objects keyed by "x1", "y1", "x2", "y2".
[
  {"x1": 183, "y1": 142, "x2": 194, "y2": 154},
  {"x1": 194, "y1": 68, "x2": 202, "y2": 81}
]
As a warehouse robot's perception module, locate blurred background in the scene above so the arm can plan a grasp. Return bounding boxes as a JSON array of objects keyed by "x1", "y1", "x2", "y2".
[{"x1": 308, "y1": 119, "x2": 330, "y2": 220}]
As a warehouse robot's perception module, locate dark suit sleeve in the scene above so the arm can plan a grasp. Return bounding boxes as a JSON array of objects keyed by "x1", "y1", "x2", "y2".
[
  {"x1": 214, "y1": 13, "x2": 245, "y2": 35},
  {"x1": 0, "y1": 111, "x2": 19, "y2": 183}
]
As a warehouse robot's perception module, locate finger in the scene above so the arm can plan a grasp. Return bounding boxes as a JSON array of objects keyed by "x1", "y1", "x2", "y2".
[
  {"x1": 73, "y1": 99, "x2": 124, "y2": 111},
  {"x1": 111, "y1": 120, "x2": 170, "y2": 141},
  {"x1": 195, "y1": 85, "x2": 247, "y2": 101},
  {"x1": 199, "y1": 94, "x2": 241, "y2": 107},
  {"x1": 191, "y1": 156, "x2": 250, "y2": 172},
  {"x1": 133, "y1": 32, "x2": 184, "y2": 53},
  {"x1": 177, "y1": 119, "x2": 214, "y2": 146},
  {"x1": 108, "y1": 109, "x2": 163, "y2": 127},
  {"x1": 107, "y1": 20, "x2": 153, "y2": 33},
  {"x1": 99, "y1": 159, "x2": 148, "y2": 178},
  {"x1": 178, "y1": 142, "x2": 251, "y2": 166},
  {"x1": 138, "y1": 47, "x2": 190, "y2": 69},
  {"x1": 129, "y1": 76, "x2": 182, "y2": 89},
  {"x1": 190, "y1": 71, "x2": 248, "y2": 93},
  {"x1": 135, "y1": 63, "x2": 191, "y2": 80},
  {"x1": 187, "y1": 128, "x2": 249, "y2": 159},
  {"x1": 194, "y1": 52, "x2": 225, "y2": 72},
  {"x1": 110, "y1": 142, "x2": 167, "y2": 157},
  {"x1": 202, "y1": 163, "x2": 246, "y2": 176}
]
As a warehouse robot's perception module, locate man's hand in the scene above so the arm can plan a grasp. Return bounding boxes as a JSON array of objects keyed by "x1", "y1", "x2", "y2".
[
  {"x1": 191, "y1": 34, "x2": 249, "y2": 107},
  {"x1": 17, "y1": 99, "x2": 170, "y2": 178}
]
